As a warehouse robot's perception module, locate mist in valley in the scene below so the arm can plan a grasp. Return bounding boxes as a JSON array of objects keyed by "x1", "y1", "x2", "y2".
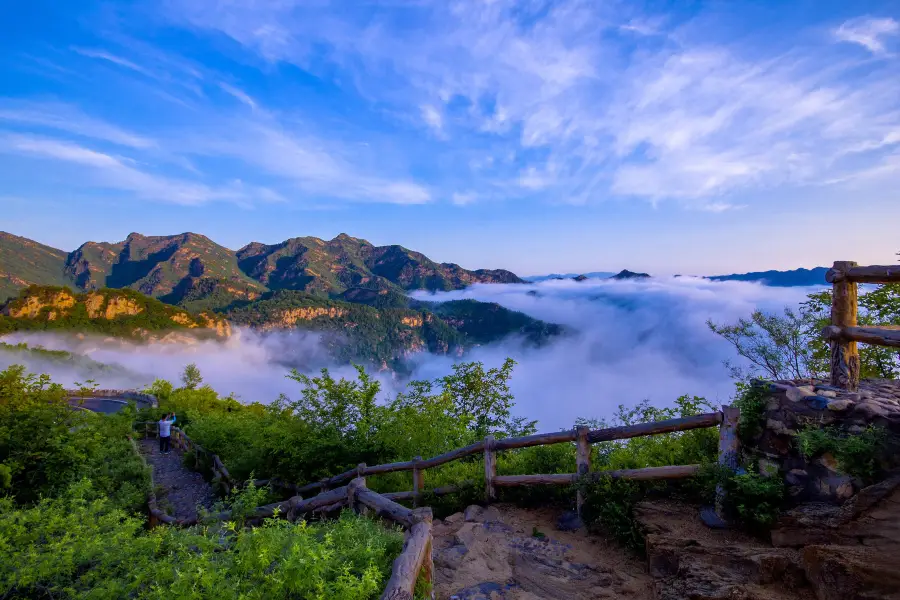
[{"x1": 0, "y1": 277, "x2": 824, "y2": 430}]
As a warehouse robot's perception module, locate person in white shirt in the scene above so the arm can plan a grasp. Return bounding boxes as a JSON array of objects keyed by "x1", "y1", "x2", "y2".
[{"x1": 158, "y1": 413, "x2": 176, "y2": 454}]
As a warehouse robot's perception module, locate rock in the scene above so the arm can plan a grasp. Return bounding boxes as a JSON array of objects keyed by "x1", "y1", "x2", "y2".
[
  {"x1": 827, "y1": 399, "x2": 855, "y2": 412},
  {"x1": 445, "y1": 512, "x2": 465, "y2": 525},
  {"x1": 448, "y1": 581, "x2": 514, "y2": 600},
  {"x1": 767, "y1": 418, "x2": 796, "y2": 436},
  {"x1": 646, "y1": 534, "x2": 808, "y2": 600},
  {"x1": 818, "y1": 390, "x2": 838, "y2": 398},
  {"x1": 556, "y1": 510, "x2": 584, "y2": 531},
  {"x1": 787, "y1": 386, "x2": 814, "y2": 402},
  {"x1": 802, "y1": 545, "x2": 900, "y2": 600},
  {"x1": 805, "y1": 395, "x2": 833, "y2": 410},
  {"x1": 785, "y1": 469, "x2": 809, "y2": 486},
  {"x1": 463, "y1": 504, "x2": 502, "y2": 523}
]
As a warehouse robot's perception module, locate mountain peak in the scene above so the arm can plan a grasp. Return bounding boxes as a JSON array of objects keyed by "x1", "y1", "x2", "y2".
[{"x1": 612, "y1": 269, "x2": 651, "y2": 280}]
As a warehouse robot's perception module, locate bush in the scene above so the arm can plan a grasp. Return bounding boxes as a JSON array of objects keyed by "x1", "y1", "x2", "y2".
[
  {"x1": 0, "y1": 365, "x2": 149, "y2": 509},
  {"x1": 0, "y1": 481, "x2": 404, "y2": 600},
  {"x1": 797, "y1": 425, "x2": 888, "y2": 482},
  {"x1": 712, "y1": 468, "x2": 785, "y2": 534}
]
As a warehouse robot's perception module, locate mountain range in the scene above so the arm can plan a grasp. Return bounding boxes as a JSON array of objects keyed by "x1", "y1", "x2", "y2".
[
  {"x1": 0, "y1": 231, "x2": 523, "y2": 308},
  {"x1": 0, "y1": 231, "x2": 552, "y2": 368}
]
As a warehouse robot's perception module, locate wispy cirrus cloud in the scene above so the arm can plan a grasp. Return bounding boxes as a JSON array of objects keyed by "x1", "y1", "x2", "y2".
[
  {"x1": 0, "y1": 133, "x2": 280, "y2": 206},
  {"x1": 164, "y1": 0, "x2": 900, "y2": 209},
  {"x1": 834, "y1": 16, "x2": 899, "y2": 54},
  {"x1": 0, "y1": 101, "x2": 155, "y2": 149}
]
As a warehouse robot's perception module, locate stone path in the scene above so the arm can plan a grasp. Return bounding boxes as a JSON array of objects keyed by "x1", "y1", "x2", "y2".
[{"x1": 140, "y1": 438, "x2": 216, "y2": 522}]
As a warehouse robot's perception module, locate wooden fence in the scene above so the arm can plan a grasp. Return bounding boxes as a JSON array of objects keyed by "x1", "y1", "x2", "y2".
[
  {"x1": 824, "y1": 261, "x2": 900, "y2": 390},
  {"x1": 135, "y1": 406, "x2": 739, "y2": 599},
  {"x1": 132, "y1": 423, "x2": 432, "y2": 599}
]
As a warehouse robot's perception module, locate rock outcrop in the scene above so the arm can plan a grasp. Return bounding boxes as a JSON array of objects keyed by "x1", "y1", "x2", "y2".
[{"x1": 433, "y1": 504, "x2": 651, "y2": 600}]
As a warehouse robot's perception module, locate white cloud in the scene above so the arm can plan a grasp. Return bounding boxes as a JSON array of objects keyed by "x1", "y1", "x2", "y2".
[
  {"x1": 218, "y1": 82, "x2": 257, "y2": 110},
  {"x1": 71, "y1": 47, "x2": 154, "y2": 76},
  {"x1": 0, "y1": 101, "x2": 155, "y2": 149},
  {"x1": 420, "y1": 105, "x2": 443, "y2": 134},
  {"x1": 0, "y1": 133, "x2": 278, "y2": 206},
  {"x1": 163, "y1": 0, "x2": 900, "y2": 209},
  {"x1": 834, "y1": 16, "x2": 899, "y2": 54}
]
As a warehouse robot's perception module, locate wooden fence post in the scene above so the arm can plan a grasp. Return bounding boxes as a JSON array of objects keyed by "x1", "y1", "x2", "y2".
[
  {"x1": 828, "y1": 261, "x2": 860, "y2": 390},
  {"x1": 484, "y1": 435, "x2": 496, "y2": 503},
  {"x1": 413, "y1": 507, "x2": 435, "y2": 600},
  {"x1": 412, "y1": 456, "x2": 423, "y2": 508},
  {"x1": 575, "y1": 425, "x2": 590, "y2": 516},
  {"x1": 716, "y1": 406, "x2": 741, "y2": 521}
]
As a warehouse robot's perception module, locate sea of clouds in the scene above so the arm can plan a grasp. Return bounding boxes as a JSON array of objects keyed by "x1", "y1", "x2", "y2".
[{"x1": 0, "y1": 277, "x2": 824, "y2": 430}]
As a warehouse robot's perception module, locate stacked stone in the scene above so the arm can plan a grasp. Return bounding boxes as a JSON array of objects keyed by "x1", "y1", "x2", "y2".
[{"x1": 752, "y1": 378, "x2": 900, "y2": 505}]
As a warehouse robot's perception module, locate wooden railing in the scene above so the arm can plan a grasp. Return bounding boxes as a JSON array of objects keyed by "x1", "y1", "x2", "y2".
[
  {"x1": 294, "y1": 409, "x2": 736, "y2": 513},
  {"x1": 135, "y1": 407, "x2": 738, "y2": 599},
  {"x1": 824, "y1": 261, "x2": 900, "y2": 390},
  {"x1": 132, "y1": 422, "x2": 432, "y2": 599}
]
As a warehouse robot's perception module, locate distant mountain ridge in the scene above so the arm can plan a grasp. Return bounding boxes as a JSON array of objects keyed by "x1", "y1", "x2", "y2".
[
  {"x1": 0, "y1": 231, "x2": 524, "y2": 307},
  {"x1": 708, "y1": 267, "x2": 828, "y2": 287}
]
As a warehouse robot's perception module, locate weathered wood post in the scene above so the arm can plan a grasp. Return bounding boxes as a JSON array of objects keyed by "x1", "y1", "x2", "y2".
[
  {"x1": 412, "y1": 456, "x2": 423, "y2": 508},
  {"x1": 484, "y1": 435, "x2": 496, "y2": 503},
  {"x1": 715, "y1": 406, "x2": 741, "y2": 521},
  {"x1": 349, "y1": 476, "x2": 365, "y2": 514},
  {"x1": 413, "y1": 507, "x2": 435, "y2": 600},
  {"x1": 575, "y1": 425, "x2": 591, "y2": 516},
  {"x1": 356, "y1": 464, "x2": 368, "y2": 516},
  {"x1": 827, "y1": 260, "x2": 860, "y2": 391}
]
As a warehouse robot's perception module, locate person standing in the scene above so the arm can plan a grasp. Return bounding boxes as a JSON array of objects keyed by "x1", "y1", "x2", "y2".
[{"x1": 158, "y1": 413, "x2": 176, "y2": 454}]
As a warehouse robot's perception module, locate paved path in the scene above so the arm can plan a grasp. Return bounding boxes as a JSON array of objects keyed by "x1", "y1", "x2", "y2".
[{"x1": 140, "y1": 438, "x2": 217, "y2": 522}]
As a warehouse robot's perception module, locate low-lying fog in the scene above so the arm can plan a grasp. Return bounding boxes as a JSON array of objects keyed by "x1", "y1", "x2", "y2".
[{"x1": 0, "y1": 277, "x2": 823, "y2": 429}]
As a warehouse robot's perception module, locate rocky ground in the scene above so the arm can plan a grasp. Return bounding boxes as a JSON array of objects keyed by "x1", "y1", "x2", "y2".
[
  {"x1": 430, "y1": 476, "x2": 900, "y2": 600},
  {"x1": 432, "y1": 504, "x2": 652, "y2": 600},
  {"x1": 140, "y1": 438, "x2": 216, "y2": 522}
]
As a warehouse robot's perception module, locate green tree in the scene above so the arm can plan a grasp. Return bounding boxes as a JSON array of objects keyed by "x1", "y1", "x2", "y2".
[
  {"x1": 181, "y1": 363, "x2": 203, "y2": 390},
  {"x1": 439, "y1": 358, "x2": 535, "y2": 438}
]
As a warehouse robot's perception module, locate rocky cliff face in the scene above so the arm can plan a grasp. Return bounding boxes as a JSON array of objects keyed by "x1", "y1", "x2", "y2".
[{"x1": 0, "y1": 286, "x2": 230, "y2": 339}]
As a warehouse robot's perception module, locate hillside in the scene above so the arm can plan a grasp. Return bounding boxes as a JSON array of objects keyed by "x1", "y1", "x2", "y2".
[
  {"x1": 0, "y1": 285, "x2": 231, "y2": 339},
  {"x1": 0, "y1": 232, "x2": 70, "y2": 302},
  {"x1": 0, "y1": 231, "x2": 524, "y2": 310},
  {"x1": 224, "y1": 290, "x2": 560, "y2": 366}
]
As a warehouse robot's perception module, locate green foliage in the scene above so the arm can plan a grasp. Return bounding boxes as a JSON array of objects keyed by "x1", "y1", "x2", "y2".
[
  {"x1": 181, "y1": 363, "x2": 204, "y2": 390},
  {"x1": 577, "y1": 395, "x2": 720, "y2": 552},
  {"x1": 711, "y1": 468, "x2": 785, "y2": 534},
  {"x1": 707, "y1": 308, "x2": 817, "y2": 380},
  {"x1": 0, "y1": 364, "x2": 150, "y2": 509},
  {"x1": 0, "y1": 481, "x2": 403, "y2": 600},
  {"x1": 710, "y1": 273, "x2": 900, "y2": 382},
  {"x1": 440, "y1": 358, "x2": 535, "y2": 439},
  {"x1": 796, "y1": 425, "x2": 887, "y2": 482},
  {"x1": 731, "y1": 381, "x2": 770, "y2": 444}
]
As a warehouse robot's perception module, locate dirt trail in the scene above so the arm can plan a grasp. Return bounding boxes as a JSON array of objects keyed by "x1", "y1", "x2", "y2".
[
  {"x1": 432, "y1": 504, "x2": 653, "y2": 600},
  {"x1": 140, "y1": 438, "x2": 216, "y2": 522}
]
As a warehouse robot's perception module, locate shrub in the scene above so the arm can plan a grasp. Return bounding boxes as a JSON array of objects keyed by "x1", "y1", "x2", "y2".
[
  {"x1": 0, "y1": 365, "x2": 149, "y2": 509},
  {"x1": 797, "y1": 425, "x2": 888, "y2": 482},
  {"x1": 0, "y1": 481, "x2": 403, "y2": 600}
]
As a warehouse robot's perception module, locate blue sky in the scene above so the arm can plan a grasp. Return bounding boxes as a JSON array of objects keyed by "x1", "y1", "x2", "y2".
[{"x1": 1, "y1": 0, "x2": 898, "y2": 276}]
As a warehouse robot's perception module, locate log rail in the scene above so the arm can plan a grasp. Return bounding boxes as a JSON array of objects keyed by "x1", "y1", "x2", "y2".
[
  {"x1": 135, "y1": 406, "x2": 738, "y2": 600},
  {"x1": 824, "y1": 261, "x2": 900, "y2": 390}
]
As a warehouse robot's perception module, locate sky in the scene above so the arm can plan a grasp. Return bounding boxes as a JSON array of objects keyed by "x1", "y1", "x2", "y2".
[{"x1": 1, "y1": 0, "x2": 899, "y2": 276}]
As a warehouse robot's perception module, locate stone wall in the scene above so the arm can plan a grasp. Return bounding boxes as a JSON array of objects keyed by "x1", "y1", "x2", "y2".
[{"x1": 751, "y1": 378, "x2": 900, "y2": 505}]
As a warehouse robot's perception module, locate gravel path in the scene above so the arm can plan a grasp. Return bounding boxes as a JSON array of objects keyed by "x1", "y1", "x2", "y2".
[{"x1": 140, "y1": 438, "x2": 217, "y2": 522}]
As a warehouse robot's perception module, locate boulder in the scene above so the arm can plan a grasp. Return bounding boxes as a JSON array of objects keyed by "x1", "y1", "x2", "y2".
[{"x1": 802, "y1": 545, "x2": 900, "y2": 600}]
